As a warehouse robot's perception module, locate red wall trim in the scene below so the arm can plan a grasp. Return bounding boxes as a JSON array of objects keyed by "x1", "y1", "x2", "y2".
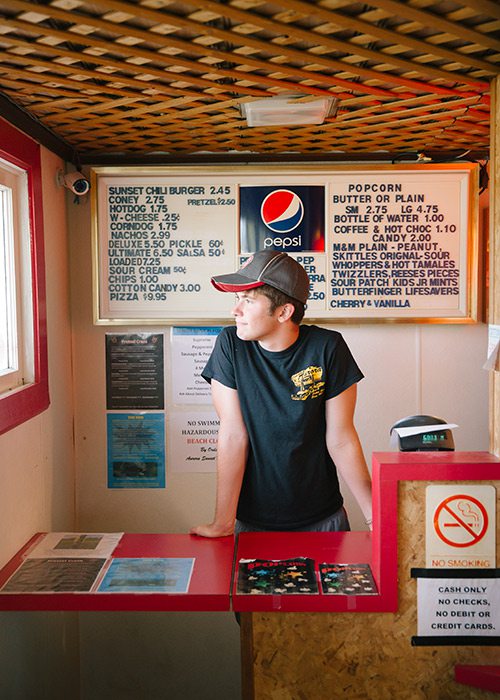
[{"x1": 0, "y1": 119, "x2": 49, "y2": 434}]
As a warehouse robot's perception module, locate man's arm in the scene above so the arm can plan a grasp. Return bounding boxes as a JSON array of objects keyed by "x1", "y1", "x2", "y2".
[
  {"x1": 190, "y1": 379, "x2": 248, "y2": 537},
  {"x1": 325, "y1": 384, "x2": 373, "y2": 527}
]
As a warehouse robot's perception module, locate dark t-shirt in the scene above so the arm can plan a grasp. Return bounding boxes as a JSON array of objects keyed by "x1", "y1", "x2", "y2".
[{"x1": 202, "y1": 324, "x2": 364, "y2": 529}]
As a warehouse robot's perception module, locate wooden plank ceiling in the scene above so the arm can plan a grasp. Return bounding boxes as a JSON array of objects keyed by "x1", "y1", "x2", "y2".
[{"x1": 0, "y1": 0, "x2": 499, "y2": 162}]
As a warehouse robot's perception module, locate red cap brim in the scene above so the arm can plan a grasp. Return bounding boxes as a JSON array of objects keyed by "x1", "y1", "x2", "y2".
[{"x1": 211, "y1": 279, "x2": 265, "y2": 293}]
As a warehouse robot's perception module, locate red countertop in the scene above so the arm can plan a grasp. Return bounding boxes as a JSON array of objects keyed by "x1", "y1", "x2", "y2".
[
  {"x1": 455, "y1": 664, "x2": 500, "y2": 693},
  {"x1": 0, "y1": 532, "x2": 236, "y2": 612}
]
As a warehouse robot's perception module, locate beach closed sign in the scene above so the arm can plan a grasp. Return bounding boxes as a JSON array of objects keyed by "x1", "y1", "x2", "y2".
[{"x1": 426, "y1": 485, "x2": 496, "y2": 568}]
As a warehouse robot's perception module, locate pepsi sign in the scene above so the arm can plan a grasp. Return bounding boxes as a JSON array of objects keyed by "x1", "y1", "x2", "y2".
[
  {"x1": 261, "y1": 189, "x2": 304, "y2": 233},
  {"x1": 240, "y1": 185, "x2": 325, "y2": 253}
]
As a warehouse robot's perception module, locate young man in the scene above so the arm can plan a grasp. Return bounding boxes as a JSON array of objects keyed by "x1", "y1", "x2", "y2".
[{"x1": 190, "y1": 250, "x2": 372, "y2": 537}]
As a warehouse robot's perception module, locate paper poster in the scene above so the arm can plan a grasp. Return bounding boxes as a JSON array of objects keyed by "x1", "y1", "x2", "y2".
[
  {"x1": 106, "y1": 333, "x2": 164, "y2": 409},
  {"x1": 484, "y1": 325, "x2": 500, "y2": 371},
  {"x1": 169, "y1": 410, "x2": 219, "y2": 473},
  {"x1": 170, "y1": 327, "x2": 221, "y2": 404},
  {"x1": 107, "y1": 413, "x2": 165, "y2": 488}
]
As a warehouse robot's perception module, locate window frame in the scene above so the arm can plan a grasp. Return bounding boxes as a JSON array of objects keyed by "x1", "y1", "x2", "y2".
[{"x1": 0, "y1": 120, "x2": 49, "y2": 434}]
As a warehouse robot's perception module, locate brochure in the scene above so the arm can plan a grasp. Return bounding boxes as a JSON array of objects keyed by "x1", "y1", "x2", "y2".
[
  {"x1": 97, "y1": 557, "x2": 195, "y2": 593},
  {"x1": 25, "y1": 532, "x2": 123, "y2": 559},
  {"x1": 237, "y1": 557, "x2": 318, "y2": 595},
  {"x1": 0, "y1": 557, "x2": 107, "y2": 593},
  {"x1": 319, "y1": 563, "x2": 378, "y2": 595}
]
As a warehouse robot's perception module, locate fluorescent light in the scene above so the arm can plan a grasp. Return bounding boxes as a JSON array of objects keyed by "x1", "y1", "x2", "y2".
[{"x1": 241, "y1": 95, "x2": 338, "y2": 127}]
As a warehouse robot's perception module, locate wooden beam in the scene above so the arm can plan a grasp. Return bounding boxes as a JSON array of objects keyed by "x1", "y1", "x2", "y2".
[{"x1": 490, "y1": 76, "x2": 500, "y2": 455}]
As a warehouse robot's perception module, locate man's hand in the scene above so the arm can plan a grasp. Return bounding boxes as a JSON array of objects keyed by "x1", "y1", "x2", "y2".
[
  {"x1": 189, "y1": 382, "x2": 247, "y2": 540},
  {"x1": 189, "y1": 522, "x2": 234, "y2": 538}
]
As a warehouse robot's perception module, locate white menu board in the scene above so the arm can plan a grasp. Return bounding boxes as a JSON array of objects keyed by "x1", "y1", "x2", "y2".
[{"x1": 92, "y1": 164, "x2": 478, "y2": 324}]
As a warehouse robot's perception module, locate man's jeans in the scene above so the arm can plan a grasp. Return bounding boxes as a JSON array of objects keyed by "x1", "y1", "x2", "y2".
[{"x1": 234, "y1": 506, "x2": 350, "y2": 534}]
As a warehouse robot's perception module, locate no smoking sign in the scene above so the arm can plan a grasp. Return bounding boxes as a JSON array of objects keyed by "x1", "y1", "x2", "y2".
[
  {"x1": 426, "y1": 485, "x2": 496, "y2": 568},
  {"x1": 434, "y1": 494, "x2": 488, "y2": 547}
]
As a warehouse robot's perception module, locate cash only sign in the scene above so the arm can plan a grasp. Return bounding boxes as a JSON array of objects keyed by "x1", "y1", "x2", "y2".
[
  {"x1": 412, "y1": 485, "x2": 499, "y2": 646},
  {"x1": 91, "y1": 164, "x2": 479, "y2": 325}
]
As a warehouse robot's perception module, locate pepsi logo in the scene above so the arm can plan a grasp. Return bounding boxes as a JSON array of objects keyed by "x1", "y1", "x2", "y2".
[
  {"x1": 260, "y1": 189, "x2": 304, "y2": 233},
  {"x1": 241, "y1": 254, "x2": 254, "y2": 268}
]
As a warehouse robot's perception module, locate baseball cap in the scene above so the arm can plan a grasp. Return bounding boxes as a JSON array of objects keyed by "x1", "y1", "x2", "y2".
[{"x1": 211, "y1": 250, "x2": 310, "y2": 305}]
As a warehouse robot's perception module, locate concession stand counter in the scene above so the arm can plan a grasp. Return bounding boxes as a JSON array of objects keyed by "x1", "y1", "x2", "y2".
[{"x1": 0, "y1": 452, "x2": 499, "y2": 699}]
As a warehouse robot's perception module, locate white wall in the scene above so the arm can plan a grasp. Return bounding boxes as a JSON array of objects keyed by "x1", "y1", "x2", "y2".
[
  {"x1": 0, "y1": 146, "x2": 79, "y2": 699},
  {"x1": 70, "y1": 186, "x2": 490, "y2": 533},
  {"x1": 341, "y1": 321, "x2": 489, "y2": 523}
]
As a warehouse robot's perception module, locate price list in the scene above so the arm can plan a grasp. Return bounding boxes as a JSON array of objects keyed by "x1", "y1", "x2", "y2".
[
  {"x1": 326, "y1": 172, "x2": 468, "y2": 316},
  {"x1": 100, "y1": 179, "x2": 238, "y2": 319}
]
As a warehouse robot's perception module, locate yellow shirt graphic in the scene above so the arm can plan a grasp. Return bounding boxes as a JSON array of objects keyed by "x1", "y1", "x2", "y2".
[{"x1": 291, "y1": 366, "x2": 326, "y2": 400}]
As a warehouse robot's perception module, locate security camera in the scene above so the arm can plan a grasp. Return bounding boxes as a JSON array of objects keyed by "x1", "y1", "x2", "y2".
[
  {"x1": 64, "y1": 171, "x2": 90, "y2": 195},
  {"x1": 57, "y1": 170, "x2": 90, "y2": 196}
]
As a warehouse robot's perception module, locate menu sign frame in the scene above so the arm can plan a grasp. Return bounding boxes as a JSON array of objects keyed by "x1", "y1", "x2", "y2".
[{"x1": 91, "y1": 163, "x2": 479, "y2": 325}]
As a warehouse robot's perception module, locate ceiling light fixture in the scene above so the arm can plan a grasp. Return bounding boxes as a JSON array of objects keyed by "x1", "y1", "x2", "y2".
[{"x1": 241, "y1": 94, "x2": 338, "y2": 127}]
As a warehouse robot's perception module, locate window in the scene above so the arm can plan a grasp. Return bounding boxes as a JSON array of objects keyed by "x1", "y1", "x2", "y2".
[
  {"x1": 0, "y1": 121, "x2": 49, "y2": 434},
  {"x1": 0, "y1": 161, "x2": 32, "y2": 394},
  {"x1": 0, "y1": 179, "x2": 15, "y2": 381}
]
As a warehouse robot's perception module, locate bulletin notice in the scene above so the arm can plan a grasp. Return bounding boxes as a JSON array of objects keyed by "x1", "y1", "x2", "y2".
[{"x1": 93, "y1": 164, "x2": 478, "y2": 324}]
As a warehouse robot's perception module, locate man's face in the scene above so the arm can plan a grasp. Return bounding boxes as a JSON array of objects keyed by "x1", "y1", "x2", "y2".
[{"x1": 231, "y1": 290, "x2": 281, "y2": 342}]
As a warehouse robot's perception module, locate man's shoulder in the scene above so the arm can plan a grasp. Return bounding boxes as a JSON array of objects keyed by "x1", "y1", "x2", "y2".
[
  {"x1": 215, "y1": 325, "x2": 238, "y2": 344},
  {"x1": 214, "y1": 325, "x2": 248, "y2": 353},
  {"x1": 218, "y1": 325, "x2": 237, "y2": 338},
  {"x1": 301, "y1": 324, "x2": 342, "y2": 343}
]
